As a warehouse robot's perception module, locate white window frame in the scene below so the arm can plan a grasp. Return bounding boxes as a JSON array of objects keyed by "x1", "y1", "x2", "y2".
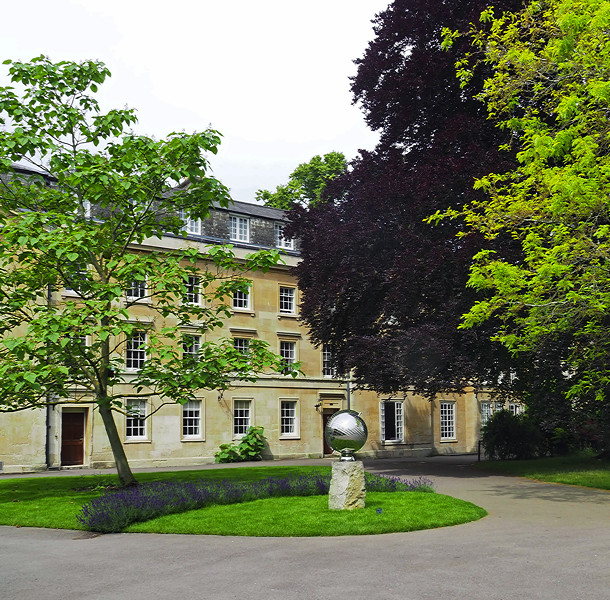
[
  {"x1": 178, "y1": 209, "x2": 201, "y2": 236},
  {"x1": 182, "y1": 334, "x2": 201, "y2": 362},
  {"x1": 322, "y1": 345, "x2": 337, "y2": 378},
  {"x1": 183, "y1": 275, "x2": 201, "y2": 305},
  {"x1": 125, "y1": 331, "x2": 146, "y2": 371},
  {"x1": 508, "y1": 402, "x2": 524, "y2": 416},
  {"x1": 481, "y1": 402, "x2": 493, "y2": 428},
  {"x1": 233, "y1": 337, "x2": 250, "y2": 354},
  {"x1": 274, "y1": 223, "x2": 294, "y2": 250},
  {"x1": 232, "y1": 288, "x2": 251, "y2": 311},
  {"x1": 182, "y1": 399, "x2": 202, "y2": 439},
  {"x1": 64, "y1": 263, "x2": 88, "y2": 295},
  {"x1": 229, "y1": 215, "x2": 250, "y2": 242},
  {"x1": 280, "y1": 340, "x2": 296, "y2": 374},
  {"x1": 233, "y1": 399, "x2": 252, "y2": 437},
  {"x1": 440, "y1": 402, "x2": 456, "y2": 440},
  {"x1": 280, "y1": 399, "x2": 299, "y2": 438},
  {"x1": 125, "y1": 278, "x2": 147, "y2": 301},
  {"x1": 279, "y1": 286, "x2": 296, "y2": 314},
  {"x1": 380, "y1": 400, "x2": 404, "y2": 443},
  {"x1": 125, "y1": 399, "x2": 147, "y2": 440},
  {"x1": 74, "y1": 199, "x2": 92, "y2": 219}
]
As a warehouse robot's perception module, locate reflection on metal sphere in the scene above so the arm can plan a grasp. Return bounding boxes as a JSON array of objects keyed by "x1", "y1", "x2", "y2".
[{"x1": 324, "y1": 410, "x2": 368, "y2": 461}]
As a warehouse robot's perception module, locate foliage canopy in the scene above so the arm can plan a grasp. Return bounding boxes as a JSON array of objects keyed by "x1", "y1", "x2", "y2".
[
  {"x1": 0, "y1": 56, "x2": 298, "y2": 484},
  {"x1": 287, "y1": 0, "x2": 522, "y2": 397},
  {"x1": 256, "y1": 151, "x2": 346, "y2": 209},
  {"x1": 439, "y1": 0, "x2": 610, "y2": 449}
]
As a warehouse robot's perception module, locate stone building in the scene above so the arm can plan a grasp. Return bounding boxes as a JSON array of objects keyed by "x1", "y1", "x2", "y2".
[{"x1": 0, "y1": 191, "x2": 503, "y2": 474}]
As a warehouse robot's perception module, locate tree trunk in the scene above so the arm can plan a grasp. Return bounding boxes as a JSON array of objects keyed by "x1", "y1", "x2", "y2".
[
  {"x1": 599, "y1": 395, "x2": 610, "y2": 459},
  {"x1": 95, "y1": 314, "x2": 137, "y2": 487},
  {"x1": 98, "y1": 402, "x2": 137, "y2": 487}
]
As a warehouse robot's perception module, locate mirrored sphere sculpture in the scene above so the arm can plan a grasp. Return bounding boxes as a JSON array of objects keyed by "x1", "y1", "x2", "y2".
[{"x1": 324, "y1": 409, "x2": 368, "y2": 461}]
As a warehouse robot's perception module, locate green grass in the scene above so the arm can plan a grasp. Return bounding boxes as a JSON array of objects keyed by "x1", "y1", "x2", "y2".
[
  {"x1": 0, "y1": 465, "x2": 486, "y2": 535},
  {"x1": 477, "y1": 453, "x2": 610, "y2": 490},
  {"x1": 0, "y1": 466, "x2": 328, "y2": 530},
  {"x1": 125, "y1": 492, "x2": 486, "y2": 536}
]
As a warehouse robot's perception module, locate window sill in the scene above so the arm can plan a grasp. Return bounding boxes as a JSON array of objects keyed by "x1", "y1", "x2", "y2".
[
  {"x1": 381, "y1": 439, "x2": 406, "y2": 445},
  {"x1": 124, "y1": 439, "x2": 151, "y2": 444},
  {"x1": 231, "y1": 309, "x2": 256, "y2": 317},
  {"x1": 280, "y1": 435, "x2": 301, "y2": 440},
  {"x1": 181, "y1": 437, "x2": 205, "y2": 443},
  {"x1": 440, "y1": 439, "x2": 458, "y2": 443},
  {"x1": 278, "y1": 313, "x2": 298, "y2": 319}
]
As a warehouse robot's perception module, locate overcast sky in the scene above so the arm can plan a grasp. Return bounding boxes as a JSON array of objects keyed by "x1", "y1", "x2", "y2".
[{"x1": 0, "y1": 0, "x2": 390, "y2": 203}]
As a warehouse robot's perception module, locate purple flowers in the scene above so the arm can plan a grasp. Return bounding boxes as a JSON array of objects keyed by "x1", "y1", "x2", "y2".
[{"x1": 77, "y1": 471, "x2": 434, "y2": 533}]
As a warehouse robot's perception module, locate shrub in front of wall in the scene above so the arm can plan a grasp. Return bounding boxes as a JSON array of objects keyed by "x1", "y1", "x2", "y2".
[
  {"x1": 237, "y1": 425, "x2": 266, "y2": 460},
  {"x1": 214, "y1": 425, "x2": 266, "y2": 463},
  {"x1": 482, "y1": 410, "x2": 543, "y2": 460}
]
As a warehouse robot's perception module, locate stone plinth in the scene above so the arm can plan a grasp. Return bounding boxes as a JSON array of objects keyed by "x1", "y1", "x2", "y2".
[{"x1": 328, "y1": 460, "x2": 366, "y2": 510}]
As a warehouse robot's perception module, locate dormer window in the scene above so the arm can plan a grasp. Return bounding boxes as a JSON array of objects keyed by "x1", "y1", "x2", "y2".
[
  {"x1": 229, "y1": 215, "x2": 250, "y2": 242},
  {"x1": 178, "y1": 209, "x2": 201, "y2": 236},
  {"x1": 275, "y1": 223, "x2": 294, "y2": 250}
]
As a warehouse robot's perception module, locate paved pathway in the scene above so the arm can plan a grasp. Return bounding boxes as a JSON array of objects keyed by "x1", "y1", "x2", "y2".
[{"x1": 1, "y1": 455, "x2": 609, "y2": 600}]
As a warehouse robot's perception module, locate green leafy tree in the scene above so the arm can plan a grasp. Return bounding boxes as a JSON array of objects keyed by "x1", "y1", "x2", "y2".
[
  {"x1": 438, "y1": 0, "x2": 610, "y2": 451},
  {"x1": 0, "y1": 56, "x2": 299, "y2": 486},
  {"x1": 256, "y1": 151, "x2": 346, "y2": 209}
]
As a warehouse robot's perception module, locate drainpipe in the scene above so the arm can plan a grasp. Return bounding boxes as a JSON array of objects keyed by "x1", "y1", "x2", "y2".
[
  {"x1": 346, "y1": 371, "x2": 351, "y2": 411},
  {"x1": 45, "y1": 284, "x2": 53, "y2": 469}
]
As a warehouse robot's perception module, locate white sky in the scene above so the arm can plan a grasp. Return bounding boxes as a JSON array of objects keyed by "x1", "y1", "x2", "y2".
[{"x1": 0, "y1": 0, "x2": 389, "y2": 203}]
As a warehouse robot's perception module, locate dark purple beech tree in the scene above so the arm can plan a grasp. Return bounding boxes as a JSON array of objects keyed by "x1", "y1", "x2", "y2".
[{"x1": 287, "y1": 0, "x2": 526, "y2": 398}]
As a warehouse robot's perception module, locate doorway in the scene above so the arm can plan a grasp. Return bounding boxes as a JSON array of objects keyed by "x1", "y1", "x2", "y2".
[
  {"x1": 322, "y1": 409, "x2": 339, "y2": 455},
  {"x1": 61, "y1": 411, "x2": 86, "y2": 466}
]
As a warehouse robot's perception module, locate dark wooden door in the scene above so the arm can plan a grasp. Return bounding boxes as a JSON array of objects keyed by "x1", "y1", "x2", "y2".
[
  {"x1": 322, "y1": 410, "x2": 338, "y2": 455},
  {"x1": 61, "y1": 412, "x2": 85, "y2": 466}
]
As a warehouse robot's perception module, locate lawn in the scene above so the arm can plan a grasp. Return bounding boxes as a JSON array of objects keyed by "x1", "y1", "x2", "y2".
[
  {"x1": 0, "y1": 465, "x2": 486, "y2": 535},
  {"x1": 477, "y1": 453, "x2": 610, "y2": 490},
  {"x1": 126, "y1": 492, "x2": 485, "y2": 536}
]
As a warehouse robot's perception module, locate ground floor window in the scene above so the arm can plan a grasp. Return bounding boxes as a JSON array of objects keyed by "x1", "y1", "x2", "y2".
[
  {"x1": 380, "y1": 400, "x2": 404, "y2": 442},
  {"x1": 182, "y1": 400, "x2": 202, "y2": 438},
  {"x1": 481, "y1": 402, "x2": 493, "y2": 427},
  {"x1": 481, "y1": 401, "x2": 523, "y2": 428},
  {"x1": 508, "y1": 402, "x2": 524, "y2": 416},
  {"x1": 126, "y1": 399, "x2": 147, "y2": 439},
  {"x1": 440, "y1": 402, "x2": 456, "y2": 440},
  {"x1": 280, "y1": 400, "x2": 298, "y2": 437},
  {"x1": 233, "y1": 399, "x2": 251, "y2": 436}
]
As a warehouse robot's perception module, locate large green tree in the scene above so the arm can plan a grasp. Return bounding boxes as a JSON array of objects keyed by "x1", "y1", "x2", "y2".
[
  {"x1": 438, "y1": 0, "x2": 610, "y2": 450},
  {"x1": 286, "y1": 0, "x2": 523, "y2": 398},
  {"x1": 256, "y1": 151, "x2": 346, "y2": 209},
  {"x1": 0, "y1": 56, "x2": 298, "y2": 485}
]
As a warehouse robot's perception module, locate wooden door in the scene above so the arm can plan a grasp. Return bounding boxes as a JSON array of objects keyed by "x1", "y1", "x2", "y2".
[
  {"x1": 61, "y1": 412, "x2": 85, "y2": 466},
  {"x1": 322, "y1": 409, "x2": 338, "y2": 455}
]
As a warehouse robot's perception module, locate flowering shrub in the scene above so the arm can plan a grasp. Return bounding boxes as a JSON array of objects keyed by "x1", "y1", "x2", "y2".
[
  {"x1": 365, "y1": 473, "x2": 434, "y2": 493},
  {"x1": 77, "y1": 472, "x2": 434, "y2": 533}
]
